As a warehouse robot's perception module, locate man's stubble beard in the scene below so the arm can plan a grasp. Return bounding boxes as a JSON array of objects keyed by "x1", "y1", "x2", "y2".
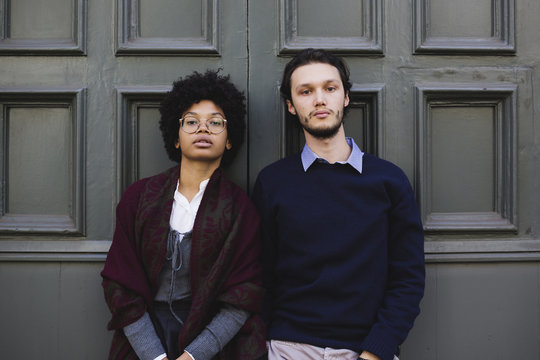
[{"x1": 299, "y1": 109, "x2": 344, "y2": 140}]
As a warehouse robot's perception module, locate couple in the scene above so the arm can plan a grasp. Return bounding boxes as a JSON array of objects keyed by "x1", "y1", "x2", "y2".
[{"x1": 101, "y1": 49, "x2": 425, "y2": 360}]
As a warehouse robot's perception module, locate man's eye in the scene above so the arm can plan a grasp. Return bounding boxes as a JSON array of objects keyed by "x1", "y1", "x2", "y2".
[
  {"x1": 300, "y1": 89, "x2": 311, "y2": 95},
  {"x1": 327, "y1": 86, "x2": 336, "y2": 92}
]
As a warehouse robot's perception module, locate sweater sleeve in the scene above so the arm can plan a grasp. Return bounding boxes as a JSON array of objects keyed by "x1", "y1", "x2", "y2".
[
  {"x1": 185, "y1": 304, "x2": 250, "y2": 360},
  {"x1": 360, "y1": 174, "x2": 425, "y2": 360},
  {"x1": 251, "y1": 175, "x2": 277, "y2": 326},
  {"x1": 123, "y1": 312, "x2": 166, "y2": 360}
]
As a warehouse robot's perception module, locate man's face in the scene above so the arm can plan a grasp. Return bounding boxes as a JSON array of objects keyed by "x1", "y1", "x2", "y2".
[{"x1": 287, "y1": 62, "x2": 350, "y2": 139}]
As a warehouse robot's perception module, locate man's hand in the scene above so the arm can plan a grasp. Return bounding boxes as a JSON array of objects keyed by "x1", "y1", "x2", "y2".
[
  {"x1": 176, "y1": 352, "x2": 193, "y2": 360},
  {"x1": 359, "y1": 350, "x2": 381, "y2": 360}
]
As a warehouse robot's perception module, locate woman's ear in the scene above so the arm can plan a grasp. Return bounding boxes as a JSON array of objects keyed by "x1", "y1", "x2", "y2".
[
  {"x1": 226, "y1": 139, "x2": 232, "y2": 150},
  {"x1": 175, "y1": 139, "x2": 180, "y2": 149}
]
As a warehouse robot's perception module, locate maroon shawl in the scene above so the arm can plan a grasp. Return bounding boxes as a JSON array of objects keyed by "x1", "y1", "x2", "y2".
[{"x1": 101, "y1": 166, "x2": 266, "y2": 359}]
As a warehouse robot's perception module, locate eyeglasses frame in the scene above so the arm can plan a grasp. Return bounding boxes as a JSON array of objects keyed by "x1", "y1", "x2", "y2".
[{"x1": 179, "y1": 116, "x2": 228, "y2": 134}]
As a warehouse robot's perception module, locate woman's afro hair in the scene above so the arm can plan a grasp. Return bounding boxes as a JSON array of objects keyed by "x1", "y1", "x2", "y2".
[{"x1": 159, "y1": 70, "x2": 246, "y2": 167}]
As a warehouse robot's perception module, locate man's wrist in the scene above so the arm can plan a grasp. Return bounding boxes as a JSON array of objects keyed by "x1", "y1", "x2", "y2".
[{"x1": 358, "y1": 350, "x2": 381, "y2": 360}]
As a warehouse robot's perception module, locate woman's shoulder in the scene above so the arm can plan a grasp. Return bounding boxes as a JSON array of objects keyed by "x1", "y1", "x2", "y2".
[
  {"x1": 218, "y1": 172, "x2": 247, "y2": 201},
  {"x1": 217, "y1": 171, "x2": 258, "y2": 214},
  {"x1": 119, "y1": 166, "x2": 178, "y2": 206}
]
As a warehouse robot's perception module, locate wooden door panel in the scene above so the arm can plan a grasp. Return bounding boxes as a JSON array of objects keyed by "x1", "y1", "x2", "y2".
[
  {"x1": 116, "y1": 0, "x2": 219, "y2": 55},
  {"x1": 0, "y1": 0, "x2": 86, "y2": 54},
  {"x1": 414, "y1": 0, "x2": 515, "y2": 53}
]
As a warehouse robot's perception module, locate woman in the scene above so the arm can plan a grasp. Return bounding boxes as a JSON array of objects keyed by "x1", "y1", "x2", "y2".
[{"x1": 101, "y1": 70, "x2": 266, "y2": 360}]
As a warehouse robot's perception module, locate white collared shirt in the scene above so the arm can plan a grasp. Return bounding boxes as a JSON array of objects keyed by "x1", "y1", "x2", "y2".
[
  {"x1": 151, "y1": 179, "x2": 209, "y2": 360},
  {"x1": 169, "y1": 179, "x2": 210, "y2": 234}
]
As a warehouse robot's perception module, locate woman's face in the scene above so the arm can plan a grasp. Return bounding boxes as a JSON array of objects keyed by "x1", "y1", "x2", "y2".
[{"x1": 176, "y1": 100, "x2": 231, "y2": 166}]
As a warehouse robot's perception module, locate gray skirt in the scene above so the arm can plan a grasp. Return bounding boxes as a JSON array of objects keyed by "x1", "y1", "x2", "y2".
[{"x1": 153, "y1": 299, "x2": 192, "y2": 359}]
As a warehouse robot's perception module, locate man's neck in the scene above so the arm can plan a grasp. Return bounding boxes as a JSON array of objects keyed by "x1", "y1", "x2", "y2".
[{"x1": 304, "y1": 126, "x2": 351, "y2": 164}]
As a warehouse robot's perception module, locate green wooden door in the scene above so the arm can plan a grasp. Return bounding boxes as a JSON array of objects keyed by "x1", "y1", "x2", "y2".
[
  {"x1": 1, "y1": 0, "x2": 539, "y2": 359},
  {"x1": 0, "y1": 0, "x2": 249, "y2": 357},
  {"x1": 247, "y1": 1, "x2": 540, "y2": 359}
]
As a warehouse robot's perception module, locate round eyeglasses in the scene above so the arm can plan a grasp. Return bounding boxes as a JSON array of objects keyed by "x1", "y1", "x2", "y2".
[{"x1": 180, "y1": 116, "x2": 227, "y2": 134}]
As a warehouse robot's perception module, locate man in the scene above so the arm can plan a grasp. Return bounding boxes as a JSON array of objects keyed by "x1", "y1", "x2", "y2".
[{"x1": 252, "y1": 49, "x2": 425, "y2": 360}]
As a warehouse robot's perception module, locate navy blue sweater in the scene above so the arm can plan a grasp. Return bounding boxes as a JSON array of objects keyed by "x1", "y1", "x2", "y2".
[{"x1": 252, "y1": 153, "x2": 425, "y2": 360}]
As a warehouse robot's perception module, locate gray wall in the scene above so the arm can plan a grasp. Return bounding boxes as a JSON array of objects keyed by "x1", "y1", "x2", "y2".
[{"x1": 1, "y1": 0, "x2": 539, "y2": 359}]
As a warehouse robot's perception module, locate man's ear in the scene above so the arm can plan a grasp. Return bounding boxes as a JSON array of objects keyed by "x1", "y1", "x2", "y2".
[
  {"x1": 226, "y1": 139, "x2": 232, "y2": 150},
  {"x1": 286, "y1": 99, "x2": 297, "y2": 115},
  {"x1": 344, "y1": 91, "x2": 350, "y2": 108}
]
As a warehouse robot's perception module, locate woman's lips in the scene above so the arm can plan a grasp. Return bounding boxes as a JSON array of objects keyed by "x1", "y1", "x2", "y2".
[{"x1": 193, "y1": 135, "x2": 213, "y2": 147}]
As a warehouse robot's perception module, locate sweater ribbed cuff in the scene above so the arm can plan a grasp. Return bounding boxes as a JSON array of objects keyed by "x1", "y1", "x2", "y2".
[
  {"x1": 185, "y1": 305, "x2": 249, "y2": 360},
  {"x1": 360, "y1": 323, "x2": 400, "y2": 360},
  {"x1": 123, "y1": 312, "x2": 166, "y2": 360},
  {"x1": 185, "y1": 328, "x2": 221, "y2": 360}
]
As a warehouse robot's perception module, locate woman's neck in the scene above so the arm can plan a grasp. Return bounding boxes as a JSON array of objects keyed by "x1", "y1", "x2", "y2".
[{"x1": 178, "y1": 159, "x2": 219, "y2": 202}]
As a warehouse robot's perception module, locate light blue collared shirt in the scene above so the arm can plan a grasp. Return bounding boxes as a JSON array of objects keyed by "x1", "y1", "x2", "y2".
[{"x1": 301, "y1": 137, "x2": 364, "y2": 174}]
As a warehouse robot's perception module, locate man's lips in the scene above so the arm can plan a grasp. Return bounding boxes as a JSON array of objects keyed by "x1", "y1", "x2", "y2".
[{"x1": 311, "y1": 109, "x2": 331, "y2": 118}]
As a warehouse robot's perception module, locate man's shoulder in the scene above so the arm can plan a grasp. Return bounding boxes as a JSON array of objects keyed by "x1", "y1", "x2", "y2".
[
  {"x1": 258, "y1": 154, "x2": 302, "y2": 179},
  {"x1": 363, "y1": 153, "x2": 407, "y2": 178},
  {"x1": 362, "y1": 153, "x2": 415, "y2": 200}
]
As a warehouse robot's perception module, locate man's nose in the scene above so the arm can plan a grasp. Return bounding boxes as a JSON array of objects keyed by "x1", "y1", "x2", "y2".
[{"x1": 314, "y1": 89, "x2": 326, "y2": 106}]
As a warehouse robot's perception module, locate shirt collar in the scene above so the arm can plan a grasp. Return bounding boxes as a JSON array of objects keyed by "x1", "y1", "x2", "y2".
[
  {"x1": 173, "y1": 178, "x2": 210, "y2": 206},
  {"x1": 301, "y1": 137, "x2": 364, "y2": 174}
]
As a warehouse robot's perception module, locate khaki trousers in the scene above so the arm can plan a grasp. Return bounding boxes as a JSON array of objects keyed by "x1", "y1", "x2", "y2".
[{"x1": 267, "y1": 340, "x2": 400, "y2": 360}]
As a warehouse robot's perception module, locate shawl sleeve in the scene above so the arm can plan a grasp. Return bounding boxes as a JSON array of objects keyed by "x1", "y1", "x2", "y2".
[
  {"x1": 212, "y1": 192, "x2": 266, "y2": 360},
  {"x1": 101, "y1": 180, "x2": 153, "y2": 330},
  {"x1": 216, "y1": 196, "x2": 264, "y2": 312}
]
